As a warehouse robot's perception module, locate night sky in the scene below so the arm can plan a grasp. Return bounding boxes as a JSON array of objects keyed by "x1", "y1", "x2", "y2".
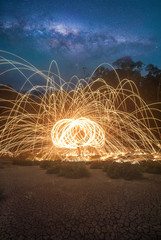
[{"x1": 0, "y1": 0, "x2": 161, "y2": 81}]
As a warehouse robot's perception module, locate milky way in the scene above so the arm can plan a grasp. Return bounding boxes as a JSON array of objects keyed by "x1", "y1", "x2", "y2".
[{"x1": 0, "y1": 0, "x2": 161, "y2": 80}]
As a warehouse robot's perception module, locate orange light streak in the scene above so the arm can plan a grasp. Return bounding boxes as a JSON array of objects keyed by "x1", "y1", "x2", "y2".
[
  {"x1": 0, "y1": 50, "x2": 160, "y2": 161},
  {"x1": 51, "y1": 117, "x2": 105, "y2": 148}
]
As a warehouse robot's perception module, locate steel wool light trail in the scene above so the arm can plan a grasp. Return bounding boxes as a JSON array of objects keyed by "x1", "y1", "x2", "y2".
[
  {"x1": 0, "y1": 51, "x2": 161, "y2": 161},
  {"x1": 51, "y1": 118, "x2": 105, "y2": 148}
]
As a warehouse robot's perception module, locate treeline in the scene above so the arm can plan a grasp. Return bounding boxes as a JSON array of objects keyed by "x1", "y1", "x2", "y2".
[{"x1": 92, "y1": 56, "x2": 161, "y2": 103}]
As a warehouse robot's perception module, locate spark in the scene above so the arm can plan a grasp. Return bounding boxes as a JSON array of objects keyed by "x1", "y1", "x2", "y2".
[
  {"x1": 0, "y1": 50, "x2": 161, "y2": 161},
  {"x1": 51, "y1": 117, "x2": 105, "y2": 148}
]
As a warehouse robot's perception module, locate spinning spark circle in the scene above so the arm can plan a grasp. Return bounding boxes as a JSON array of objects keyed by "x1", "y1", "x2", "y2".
[
  {"x1": 0, "y1": 50, "x2": 161, "y2": 160},
  {"x1": 51, "y1": 118, "x2": 105, "y2": 148}
]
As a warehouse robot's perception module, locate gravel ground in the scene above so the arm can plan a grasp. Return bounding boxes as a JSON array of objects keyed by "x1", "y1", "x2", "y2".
[{"x1": 0, "y1": 165, "x2": 161, "y2": 240}]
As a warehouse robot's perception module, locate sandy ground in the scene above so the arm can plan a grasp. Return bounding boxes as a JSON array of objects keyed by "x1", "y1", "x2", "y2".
[{"x1": 0, "y1": 165, "x2": 161, "y2": 240}]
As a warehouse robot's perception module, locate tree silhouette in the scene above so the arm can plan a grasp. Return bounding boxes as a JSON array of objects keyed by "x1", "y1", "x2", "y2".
[
  {"x1": 113, "y1": 56, "x2": 135, "y2": 71},
  {"x1": 145, "y1": 64, "x2": 161, "y2": 101},
  {"x1": 91, "y1": 56, "x2": 161, "y2": 102},
  {"x1": 134, "y1": 61, "x2": 144, "y2": 72},
  {"x1": 145, "y1": 64, "x2": 161, "y2": 77}
]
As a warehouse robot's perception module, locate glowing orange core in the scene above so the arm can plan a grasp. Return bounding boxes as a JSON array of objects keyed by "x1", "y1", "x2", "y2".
[{"x1": 51, "y1": 117, "x2": 105, "y2": 149}]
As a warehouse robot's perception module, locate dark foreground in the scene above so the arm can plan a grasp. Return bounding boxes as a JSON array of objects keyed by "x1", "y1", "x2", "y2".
[{"x1": 0, "y1": 165, "x2": 161, "y2": 240}]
